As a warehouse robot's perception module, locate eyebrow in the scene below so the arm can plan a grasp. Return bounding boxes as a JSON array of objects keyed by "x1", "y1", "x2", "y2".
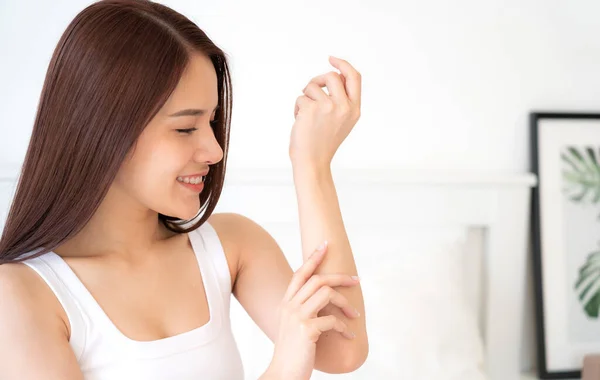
[{"x1": 168, "y1": 105, "x2": 219, "y2": 117}]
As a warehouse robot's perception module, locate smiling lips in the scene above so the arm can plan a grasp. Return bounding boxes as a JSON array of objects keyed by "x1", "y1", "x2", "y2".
[
  {"x1": 177, "y1": 170, "x2": 208, "y2": 184},
  {"x1": 176, "y1": 172, "x2": 207, "y2": 193},
  {"x1": 177, "y1": 175, "x2": 205, "y2": 184}
]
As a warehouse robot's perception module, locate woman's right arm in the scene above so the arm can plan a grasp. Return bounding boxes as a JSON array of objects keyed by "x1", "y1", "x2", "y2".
[{"x1": 0, "y1": 264, "x2": 84, "y2": 380}]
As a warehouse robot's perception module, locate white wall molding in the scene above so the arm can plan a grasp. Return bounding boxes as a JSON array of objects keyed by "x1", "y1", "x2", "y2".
[
  {"x1": 0, "y1": 163, "x2": 538, "y2": 187},
  {"x1": 223, "y1": 167, "x2": 537, "y2": 186}
]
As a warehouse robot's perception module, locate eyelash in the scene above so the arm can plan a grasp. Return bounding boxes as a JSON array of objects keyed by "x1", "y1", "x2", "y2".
[
  {"x1": 176, "y1": 128, "x2": 197, "y2": 135},
  {"x1": 177, "y1": 120, "x2": 218, "y2": 135}
]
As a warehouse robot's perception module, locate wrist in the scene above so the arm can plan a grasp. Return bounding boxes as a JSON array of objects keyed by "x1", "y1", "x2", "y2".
[
  {"x1": 289, "y1": 152, "x2": 331, "y2": 173},
  {"x1": 260, "y1": 363, "x2": 282, "y2": 380},
  {"x1": 291, "y1": 161, "x2": 332, "y2": 182}
]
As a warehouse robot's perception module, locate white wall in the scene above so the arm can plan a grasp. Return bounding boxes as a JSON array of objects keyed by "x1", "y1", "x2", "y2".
[
  {"x1": 3, "y1": 0, "x2": 600, "y2": 172},
  {"x1": 3, "y1": 0, "x2": 600, "y2": 374}
]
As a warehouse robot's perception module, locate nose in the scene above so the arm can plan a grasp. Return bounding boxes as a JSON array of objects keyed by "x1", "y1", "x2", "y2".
[{"x1": 192, "y1": 125, "x2": 224, "y2": 165}]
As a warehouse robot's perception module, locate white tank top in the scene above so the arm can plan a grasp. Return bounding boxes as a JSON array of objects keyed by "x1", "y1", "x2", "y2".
[{"x1": 20, "y1": 222, "x2": 245, "y2": 380}]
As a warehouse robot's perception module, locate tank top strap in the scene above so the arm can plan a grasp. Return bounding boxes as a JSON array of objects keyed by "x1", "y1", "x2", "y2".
[
  {"x1": 191, "y1": 221, "x2": 233, "y2": 297},
  {"x1": 20, "y1": 253, "x2": 88, "y2": 360}
]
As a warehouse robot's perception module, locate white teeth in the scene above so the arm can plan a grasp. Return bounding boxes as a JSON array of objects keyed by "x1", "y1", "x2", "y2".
[{"x1": 177, "y1": 176, "x2": 204, "y2": 184}]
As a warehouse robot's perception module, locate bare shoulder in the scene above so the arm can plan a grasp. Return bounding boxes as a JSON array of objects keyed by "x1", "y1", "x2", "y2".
[
  {"x1": 208, "y1": 212, "x2": 268, "y2": 239},
  {"x1": 207, "y1": 212, "x2": 274, "y2": 253},
  {"x1": 207, "y1": 213, "x2": 275, "y2": 288},
  {"x1": 0, "y1": 262, "x2": 68, "y2": 336},
  {"x1": 0, "y1": 262, "x2": 81, "y2": 379},
  {"x1": 206, "y1": 213, "x2": 293, "y2": 342}
]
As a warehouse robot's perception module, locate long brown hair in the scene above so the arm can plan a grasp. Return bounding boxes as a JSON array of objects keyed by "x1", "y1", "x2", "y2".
[{"x1": 0, "y1": 0, "x2": 232, "y2": 264}]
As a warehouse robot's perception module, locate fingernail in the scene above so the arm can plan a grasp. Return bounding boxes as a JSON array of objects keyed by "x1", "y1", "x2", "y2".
[
  {"x1": 344, "y1": 331, "x2": 355, "y2": 339},
  {"x1": 351, "y1": 275, "x2": 360, "y2": 281},
  {"x1": 354, "y1": 309, "x2": 361, "y2": 317},
  {"x1": 317, "y1": 240, "x2": 328, "y2": 251}
]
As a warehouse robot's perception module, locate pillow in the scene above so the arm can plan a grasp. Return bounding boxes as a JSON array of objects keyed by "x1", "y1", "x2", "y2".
[{"x1": 343, "y1": 227, "x2": 488, "y2": 380}]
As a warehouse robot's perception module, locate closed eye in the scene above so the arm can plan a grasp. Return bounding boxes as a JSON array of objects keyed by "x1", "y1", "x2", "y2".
[
  {"x1": 176, "y1": 128, "x2": 197, "y2": 134},
  {"x1": 176, "y1": 120, "x2": 218, "y2": 135}
]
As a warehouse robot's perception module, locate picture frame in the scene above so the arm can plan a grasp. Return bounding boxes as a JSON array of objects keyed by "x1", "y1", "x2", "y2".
[{"x1": 531, "y1": 112, "x2": 600, "y2": 379}]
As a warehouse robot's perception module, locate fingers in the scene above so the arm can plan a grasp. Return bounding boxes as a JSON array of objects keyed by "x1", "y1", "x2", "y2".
[
  {"x1": 300, "y1": 285, "x2": 360, "y2": 320},
  {"x1": 282, "y1": 241, "x2": 328, "y2": 302},
  {"x1": 304, "y1": 71, "x2": 346, "y2": 102},
  {"x1": 303, "y1": 82, "x2": 329, "y2": 102},
  {"x1": 293, "y1": 273, "x2": 360, "y2": 304},
  {"x1": 293, "y1": 95, "x2": 313, "y2": 119},
  {"x1": 309, "y1": 315, "x2": 355, "y2": 341},
  {"x1": 328, "y1": 56, "x2": 361, "y2": 107}
]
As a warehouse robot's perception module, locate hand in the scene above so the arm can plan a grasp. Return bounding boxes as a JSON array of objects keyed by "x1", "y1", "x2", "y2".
[
  {"x1": 289, "y1": 56, "x2": 362, "y2": 169},
  {"x1": 267, "y1": 241, "x2": 361, "y2": 380}
]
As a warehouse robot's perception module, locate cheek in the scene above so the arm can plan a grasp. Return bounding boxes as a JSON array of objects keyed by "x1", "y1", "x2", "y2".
[
  {"x1": 127, "y1": 141, "x2": 187, "y2": 194},
  {"x1": 148, "y1": 146, "x2": 187, "y2": 187}
]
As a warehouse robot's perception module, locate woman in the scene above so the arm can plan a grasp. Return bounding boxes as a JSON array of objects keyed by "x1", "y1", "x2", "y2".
[{"x1": 0, "y1": 0, "x2": 367, "y2": 379}]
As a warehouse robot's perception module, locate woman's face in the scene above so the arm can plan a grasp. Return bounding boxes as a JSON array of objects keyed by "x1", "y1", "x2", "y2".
[{"x1": 114, "y1": 53, "x2": 223, "y2": 221}]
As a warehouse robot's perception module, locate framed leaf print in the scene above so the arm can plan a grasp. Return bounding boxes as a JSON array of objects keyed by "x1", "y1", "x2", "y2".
[{"x1": 531, "y1": 112, "x2": 600, "y2": 379}]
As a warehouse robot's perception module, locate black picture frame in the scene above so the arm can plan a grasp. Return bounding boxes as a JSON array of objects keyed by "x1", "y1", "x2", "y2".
[{"x1": 531, "y1": 111, "x2": 600, "y2": 379}]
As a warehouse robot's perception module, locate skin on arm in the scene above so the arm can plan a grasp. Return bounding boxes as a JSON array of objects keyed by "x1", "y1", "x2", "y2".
[
  {"x1": 209, "y1": 213, "x2": 293, "y2": 342},
  {"x1": 289, "y1": 56, "x2": 368, "y2": 371},
  {"x1": 209, "y1": 212, "x2": 364, "y2": 374},
  {"x1": 290, "y1": 166, "x2": 368, "y2": 372},
  {"x1": 0, "y1": 264, "x2": 84, "y2": 380}
]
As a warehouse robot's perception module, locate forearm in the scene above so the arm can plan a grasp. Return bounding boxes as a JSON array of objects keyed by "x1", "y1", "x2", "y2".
[
  {"x1": 257, "y1": 367, "x2": 276, "y2": 380},
  {"x1": 292, "y1": 164, "x2": 368, "y2": 372}
]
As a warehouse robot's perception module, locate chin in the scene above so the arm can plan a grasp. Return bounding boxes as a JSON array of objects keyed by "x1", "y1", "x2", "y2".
[
  {"x1": 157, "y1": 204, "x2": 199, "y2": 223},
  {"x1": 175, "y1": 203, "x2": 202, "y2": 221}
]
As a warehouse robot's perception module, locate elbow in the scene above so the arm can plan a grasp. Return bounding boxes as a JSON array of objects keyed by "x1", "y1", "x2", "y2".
[
  {"x1": 343, "y1": 343, "x2": 369, "y2": 373},
  {"x1": 318, "y1": 341, "x2": 369, "y2": 374}
]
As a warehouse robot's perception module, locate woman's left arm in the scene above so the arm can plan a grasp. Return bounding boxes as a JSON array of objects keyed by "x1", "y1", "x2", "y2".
[
  {"x1": 220, "y1": 56, "x2": 367, "y2": 375},
  {"x1": 288, "y1": 56, "x2": 368, "y2": 371},
  {"x1": 291, "y1": 163, "x2": 369, "y2": 372}
]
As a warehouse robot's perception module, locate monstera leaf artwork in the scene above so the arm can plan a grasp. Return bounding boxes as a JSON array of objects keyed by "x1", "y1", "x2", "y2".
[
  {"x1": 564, "y1": 146, "x2": 600, "y2": 318},
  {"x1": 562, "y1": 146, "x2": 600, "y2": 206},
  {"x1": 574, "y1": 250, "x2": 600, "y2": 318},
  {"x1": 529, "y1": 113, "x2": 600, "y2": 378}
]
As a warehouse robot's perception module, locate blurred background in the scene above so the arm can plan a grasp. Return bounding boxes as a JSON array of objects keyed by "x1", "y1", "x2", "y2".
[
  {"x1": 5, "y1": 0, "x2": 600, "y2": 173},
  {"x1": 2, "y1": 0, "x2": 599, "y2": 379}
]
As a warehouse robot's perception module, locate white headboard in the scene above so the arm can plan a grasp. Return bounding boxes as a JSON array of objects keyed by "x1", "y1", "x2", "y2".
[
  {"x1": 0, "y1": 164, "x2": 537, "y2": 379},
  {"x1": 215, "y1": 167, "x2": 537, "y2": 380}
]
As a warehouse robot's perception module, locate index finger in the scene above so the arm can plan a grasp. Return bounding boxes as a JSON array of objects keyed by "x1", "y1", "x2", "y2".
[
  {"x1": 306, "y1": 72, "x2": 346, "y2": 102},
  {"x1": 282, "y1": 241, "x2": 328, "y2": 302},
  {"x1": 328, "y1": 56, "x2": 361, "y2": 106}
]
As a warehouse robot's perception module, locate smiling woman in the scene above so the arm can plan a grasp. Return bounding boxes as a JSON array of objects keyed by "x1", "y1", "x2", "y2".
[
  {"x1": 0, "y1": 1, "x2": 233, "y2": 264},
  {"x1": 0, "y1": 0, "x2": 367, "y2": 379},
  {"x1": 0, "y1": 0, "x2": 238, "y2": 378},
  {"x1": 115, "y1": 51, "x2": 225, "y2": 222}
]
